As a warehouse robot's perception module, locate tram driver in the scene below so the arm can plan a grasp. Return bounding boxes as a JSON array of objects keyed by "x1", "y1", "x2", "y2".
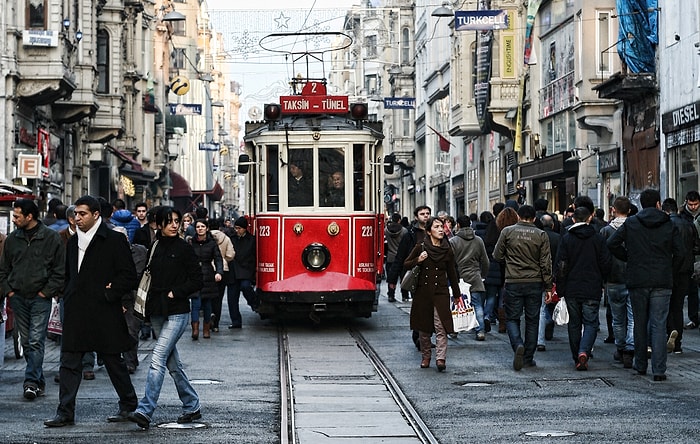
[
  {"x1": 322, "y1": 171, "x2": 345, "y2": 207},
  {"x1": 288, "y1": 161, "x2": 313, "y2": 206}
]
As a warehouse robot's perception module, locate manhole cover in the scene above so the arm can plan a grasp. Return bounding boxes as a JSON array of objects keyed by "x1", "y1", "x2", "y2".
[
  {"x1": 158, "y1": 422, "x2": 207, "y2": 429},
  {"x1": 189, "y1": 379, "x2": 223, "y2": 385},
  {"x1": 524, "y1": 431, "x2": 576, "y2": 437}
]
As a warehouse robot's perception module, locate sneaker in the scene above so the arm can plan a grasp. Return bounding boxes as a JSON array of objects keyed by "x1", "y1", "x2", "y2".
[
  {"x1": 23, "y1": 386, "x2": 38, "y2": 400},
  {"x1": 684, "y1": 321, "x2": 698, "y2": 330},
  {"x1": 576, "y1": 352, "x2": 588, "y2": 371},
  {"x1": 476, "y1": 332, "x2": 485, "y2": 341},
  {"x1": 603, "y1": 336, "x2": 615, "y2": 344},
  {"x1": 666, "y1": 330, "x2": 678, "y2": 353},
  {"x1": 513, "y1": 345, "x2": 524, "y2": 371},
  {"x1": 674, "y1": 347, "x2": 683, "y2": 354},
  {"x1": 536, "y1": 344, "x2": 546, "y2": 352}
]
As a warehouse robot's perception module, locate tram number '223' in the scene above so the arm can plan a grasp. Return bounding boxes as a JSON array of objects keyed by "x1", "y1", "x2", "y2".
[{"x1": 258, "y1": 226, "x2": 271, "y2": 237}]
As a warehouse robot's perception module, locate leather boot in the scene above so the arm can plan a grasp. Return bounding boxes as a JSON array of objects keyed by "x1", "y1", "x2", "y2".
[
  {"x1": 498, "y1": 308, "x2": 507, "y2": 333},
  {"x1": 203, "y1": 322, "x2": 211, "y2": 339},
  {"x1": 191, "y1": 321, "x2": 199, "y2": 340}
]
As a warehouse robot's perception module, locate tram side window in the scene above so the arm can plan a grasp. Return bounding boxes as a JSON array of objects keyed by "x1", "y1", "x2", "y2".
[
  {"x1": 266, "y1": 145, "x2": 279, "y2": 211},
  {"x1": 353, "y1": 144, "x2": 365, "y2": 211},
  {"x1": 319, "y1": 148, "x2": 345, "y2": 207},
  {"x1": 288, "y1": 149, "x2": 313, "y2": 206}
]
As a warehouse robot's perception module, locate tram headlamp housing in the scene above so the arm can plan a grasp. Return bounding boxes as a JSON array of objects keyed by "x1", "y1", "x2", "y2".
[{"x1": 302, "y1": 243, "x2": 331, "y2": 272}]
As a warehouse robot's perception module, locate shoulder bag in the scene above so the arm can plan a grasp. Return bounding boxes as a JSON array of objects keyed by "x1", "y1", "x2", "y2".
[
  {"x1": 134, "y1": 240, "x2": 158, "y2": 319},
  {"x1": 400, "y1": 243, "x2": 425, "y2": 293}
]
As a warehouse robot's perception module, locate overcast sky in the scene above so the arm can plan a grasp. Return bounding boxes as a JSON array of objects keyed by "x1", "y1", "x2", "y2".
[
  {"x1": 206, "y1": 0, "x2": 360, "y2": 10},
  {"x1": 204, "y1": 1, "x2": 363, "y2": 137}
]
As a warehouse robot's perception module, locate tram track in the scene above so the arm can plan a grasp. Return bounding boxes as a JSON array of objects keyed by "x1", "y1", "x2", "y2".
[{"x1": 278, "y1": 325, "x2": 438, "y2": 443}]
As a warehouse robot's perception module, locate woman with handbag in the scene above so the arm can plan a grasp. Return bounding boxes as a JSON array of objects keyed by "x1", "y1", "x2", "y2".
[
  {"x1": 127, "y1": 207, "x2": 204, "y2": 429},
  {"x1": 188, "y1": 219, "x2": 224, "y2": 339},
  {"x1": 404, "y1": 217, "x2": 462, "y2": 372}
]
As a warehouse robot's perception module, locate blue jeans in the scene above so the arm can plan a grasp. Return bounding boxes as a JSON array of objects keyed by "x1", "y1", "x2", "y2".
[
  {"x1": 483, "y1": 284, "x2": 500, "y2": 321},
  {"x1": 504, "y1": 282, "x2": 543, "y2": 364},
  {"x1": 537, "y1": 293, "x2": 553, "y2": 346},
  {"x1": 607, "y1": 283, "x2": 634, "y2": 351},
  {"x1": 227, "y1": 280, "x2": 257, "y2": 327},
  {"x1": 10, "y1": 294, "x2": 52, "y2": 389},
  {"x1": 190, "y1": 295, "x2": 212, "y2": 323},
  {"x1": 470, "y1": 292, "x2": 485, "y2": 333},
  {"x1": 629, "y1": 288, "x2": 671, "y2": 376},
  {"x1": 135, "y1": 313, "x2": 200, "y2": 419},
  {"x1": 565, "y1": 298, "x2": 600, "y2": 362}
]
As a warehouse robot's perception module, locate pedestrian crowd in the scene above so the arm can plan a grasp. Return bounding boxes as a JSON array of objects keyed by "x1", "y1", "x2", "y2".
[
  {"x1": 385, "y1": 188, "x2": 697, "y2": 382},
  {"x1": 0, "y1": 196, "x2": 258, "y2": 429}
]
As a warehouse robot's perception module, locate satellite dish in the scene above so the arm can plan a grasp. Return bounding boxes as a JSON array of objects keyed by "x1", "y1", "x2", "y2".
[{"x1": 248, "y1": 106, "x2": 261, "y2": 120}]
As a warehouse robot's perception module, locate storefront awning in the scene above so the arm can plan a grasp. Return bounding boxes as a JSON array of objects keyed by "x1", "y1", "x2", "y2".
[
  {"x1": 170, "y1": 171, "x2": 192, "y2": 198},
  {"x1": 192, "y1": 181, "x2": 224, "y2": 202},
  {"x1": 519, "y1": 151, "x2": 579, "y2": 182},
  {"x1": 107, "y1": 146, "x2": 143, "y2": 172}
]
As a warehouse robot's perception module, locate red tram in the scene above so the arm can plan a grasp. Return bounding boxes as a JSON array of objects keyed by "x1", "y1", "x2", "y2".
[{"x1": 239, "y1": 78, "x2": 390, "y2": 321}]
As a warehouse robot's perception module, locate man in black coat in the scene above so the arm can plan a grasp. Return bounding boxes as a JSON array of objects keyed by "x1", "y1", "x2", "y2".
[
  {"x1": 607, "y1": 189, "x2": 684, "y2": 381},
  {"x1": 45, "y1": 195, "x2": 139, "y2": 427},
  {"x1": 662, "y1": 198, "x2": 699, "y2": 353},
  {"x1": 554, "y1": 207, "x2": 611, "y2": 370},
  {"x1": 226, "y1": 217, "x2": 258, "y2": 328}
]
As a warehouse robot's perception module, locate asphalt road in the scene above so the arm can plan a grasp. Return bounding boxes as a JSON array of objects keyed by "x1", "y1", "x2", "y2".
[{"x1": 2, "y1": 286, "x2": 700, "y2": 443}]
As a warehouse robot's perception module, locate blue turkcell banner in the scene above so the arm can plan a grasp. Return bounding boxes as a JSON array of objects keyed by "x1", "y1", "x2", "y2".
[
  {"x1": 168, "y1": 103, "x2": 202, "y2": 115},
  {"x1": 383, "y1": 97, "x2": 416, "y2": 109},
  {"x1": 455, "y1": 10, "x2": 508, "y2": 31}
]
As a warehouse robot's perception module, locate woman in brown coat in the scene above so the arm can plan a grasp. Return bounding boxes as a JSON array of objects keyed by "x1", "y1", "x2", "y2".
[{"x1": 404, "y1": 217, "x2": 461, "y2": 372}]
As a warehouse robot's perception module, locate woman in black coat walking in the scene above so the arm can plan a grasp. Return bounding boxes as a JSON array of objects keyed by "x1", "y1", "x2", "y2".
[
  {"x1": 189, "y1": 219, "x2": 223, "y2": 339},
  {"x1": 127, "y1": 207, "x2": 204, "y2": 429}
]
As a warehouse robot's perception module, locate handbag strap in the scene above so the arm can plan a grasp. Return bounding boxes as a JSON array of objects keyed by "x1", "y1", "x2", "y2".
[{"x1": 145, "y1": 240, "x2": 159, "y2": 271}]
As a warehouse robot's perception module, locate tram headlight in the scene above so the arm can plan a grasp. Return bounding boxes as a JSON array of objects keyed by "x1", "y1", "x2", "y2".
[{"x1": 302, "y1": 243, "x2": 331, "y2": 272}]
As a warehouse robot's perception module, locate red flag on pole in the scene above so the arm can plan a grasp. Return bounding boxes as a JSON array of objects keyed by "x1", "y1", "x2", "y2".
[{"x1": 427, "y1": 125, "x2": 452, "y2": 152}]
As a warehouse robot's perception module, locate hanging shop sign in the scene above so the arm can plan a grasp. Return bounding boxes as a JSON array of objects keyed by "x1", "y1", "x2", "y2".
[
  {"x1": 383, "y1": 97, "x2": 416, "y2": 109},
  {"x1": 168, "y1": 104, "x2": 202, "y2": 115}
]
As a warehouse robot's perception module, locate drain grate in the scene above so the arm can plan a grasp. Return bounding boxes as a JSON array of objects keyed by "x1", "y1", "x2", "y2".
[
  {"x1": 453, "y1": 381, "x2": 496, "y2": 387},
  {"x1": 534, "y1": 377, "x2": 614, "y2": 388},
  {"x1": 303, "y1": 375, "x2": 374, "y2": 381}
]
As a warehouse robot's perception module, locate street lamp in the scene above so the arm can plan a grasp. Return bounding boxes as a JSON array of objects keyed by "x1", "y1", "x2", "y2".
[
  {"x1": 162, "y1": 10, "x2": 186, "y2": 22},
  {"x1": 431, "y1": 2, "x2": 454, "y2": 18}
]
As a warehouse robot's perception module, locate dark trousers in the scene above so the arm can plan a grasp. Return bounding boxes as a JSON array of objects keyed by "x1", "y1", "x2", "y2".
[
  {"x1": 227, "y1": 279, "x2": 258, "y2": 327},
  {"x1": 669, "y1": 272, "x2": 691, "y2": 347},
  {"x1": 123, "y1": 308, "x2": 141, "y2": 369},
  {"x1": 687, "y1": 278, "x2": 698, "y2": 324},
  {"x1": 211, "y1": 272, "x2": 229, "y2": 329},
  {"x1": 504, "y1": 282, "x2": 543, "y2": 364},
  {"x1": 57, "y1": 351, "x2": 137, "y2": 418}
]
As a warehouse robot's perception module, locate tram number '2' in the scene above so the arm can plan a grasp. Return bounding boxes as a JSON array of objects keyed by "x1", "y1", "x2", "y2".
[
  {"x1": 258, "y1": 226, "x2": 271, "y2": 237},
  {"x1": 361, "y1": 226, "x2": 373, "y2": 237}
]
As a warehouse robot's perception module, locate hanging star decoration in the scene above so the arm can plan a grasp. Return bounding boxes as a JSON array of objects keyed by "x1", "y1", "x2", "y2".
[{"x1": 275, "y1": 12, "x2": 290, "y2": 29}]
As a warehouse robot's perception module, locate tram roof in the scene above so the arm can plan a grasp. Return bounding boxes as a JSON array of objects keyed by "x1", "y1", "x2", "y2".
[{"x1": 244, "y1": 114, "x2": 384, "y2": 141}]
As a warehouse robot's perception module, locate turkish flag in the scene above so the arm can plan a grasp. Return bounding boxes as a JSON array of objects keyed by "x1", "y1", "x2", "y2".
[{"x1": 428, "y1": 125, "x2": 451, "y2": 152}]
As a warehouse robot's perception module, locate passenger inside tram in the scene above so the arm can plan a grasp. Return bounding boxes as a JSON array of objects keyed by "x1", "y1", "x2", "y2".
[
  {"x1": 288, "y1": 161, "x2": 313, "y2": 206},
  {"x1": 322, "y1": 171, "x2": 345, "y2": 207}
]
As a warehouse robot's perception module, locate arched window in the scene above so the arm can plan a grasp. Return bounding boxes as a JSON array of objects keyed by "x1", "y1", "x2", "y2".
[
  {"x1": 401, "y1": 27, "x2": 411, "y2": 64},
  {"x1": 97, "y1": 30, "x2": 109, "y2": 94}
]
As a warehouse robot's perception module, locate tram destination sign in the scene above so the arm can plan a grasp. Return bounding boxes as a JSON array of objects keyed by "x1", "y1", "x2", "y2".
[{"x1": 280, "y1": 95, "x2": 349, "y2": 114}]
